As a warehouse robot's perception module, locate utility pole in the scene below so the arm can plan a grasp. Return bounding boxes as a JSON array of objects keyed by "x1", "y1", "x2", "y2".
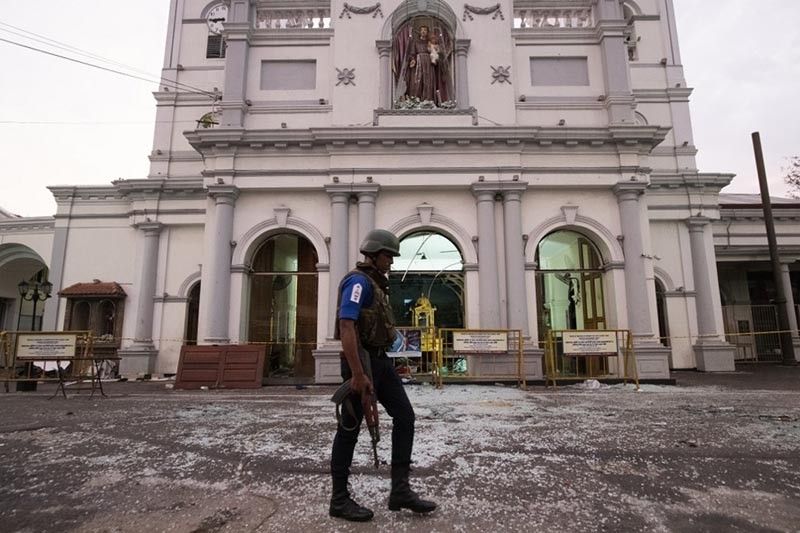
[{"x1": 751, "y1": 132, "x2": 796, "y2": 365}]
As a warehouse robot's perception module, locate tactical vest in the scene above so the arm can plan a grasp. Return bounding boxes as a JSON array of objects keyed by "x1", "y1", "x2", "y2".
[{"x1": 335, "y1": 264, "x2": 397, "y2": 350}]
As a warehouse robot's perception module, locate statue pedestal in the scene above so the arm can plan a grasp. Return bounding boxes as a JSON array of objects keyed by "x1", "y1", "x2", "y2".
[{"x1": 373, "y1": 107, "x2": 478, "y2": 127}]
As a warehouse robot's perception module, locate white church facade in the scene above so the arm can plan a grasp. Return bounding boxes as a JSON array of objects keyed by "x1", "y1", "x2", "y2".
[{"x1": 1, "y1": 0, "x2": 799, "y2": 383}]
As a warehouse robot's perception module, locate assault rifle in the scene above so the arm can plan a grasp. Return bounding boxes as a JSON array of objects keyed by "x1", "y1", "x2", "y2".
[{"x1": 331, "y1": 345, "x2": 380, "y2": 469}]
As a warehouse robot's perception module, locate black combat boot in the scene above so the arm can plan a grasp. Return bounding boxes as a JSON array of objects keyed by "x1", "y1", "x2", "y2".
[
  {"x1": 329, "y1": 477, "x2": 374, "y2": 522},
  {"x1": 388, "y1": 463, "x2": 437, "y2": 513}
]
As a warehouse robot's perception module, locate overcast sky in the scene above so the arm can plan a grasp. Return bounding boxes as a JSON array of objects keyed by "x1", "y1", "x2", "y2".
[{"x1": 1, "y1": 0, "x2": 798, "y2": 217}]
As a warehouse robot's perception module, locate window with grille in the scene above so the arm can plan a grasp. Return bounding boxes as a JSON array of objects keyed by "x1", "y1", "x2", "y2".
[{"x1": 206, "y1": 34, "x2": 226, "y2": 59}]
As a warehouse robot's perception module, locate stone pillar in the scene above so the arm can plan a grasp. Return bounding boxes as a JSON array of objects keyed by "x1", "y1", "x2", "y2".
[
  {"x1": 199, "y1": 186, "x2": 239, "y2": 344},
  {"x1": 42, "y1": 225, "x2": 70, "y2": 331},
  {"x1": 118, "y1": 222, "x2": 163, "y2": 377},
  {"x1": 133, "y1": 223, "x2": 163, "y2": 344},
  {"x1": 613, "y1": 182, "x2": 670, "y2": 379},
  {"x1": 325, "y1": 185, "x2": 351, "y2": 338},
  {"x1": 455, "y1": 40, "x2": 471, "y2": 108},
  {"x1": 220, "y1": 0, "x2": 252, "y2": 128},
  {"x1": 501, "y1": 185, "x2": 529, "y2": 336},
  {"x1": 472, "y1": 183, "x2": 501, "y2": 328},
  {"x1": 780, "y1": 261, "x2": 800, "y2": 359},
  {"x1": 613, "y1": 183, "x2": 653, "y2": 337},
  {"x1": 376, "y1": 41, "x2": 392, "y2": 109},
  {"x1": 686, "y1": 217, "x2": 736, "y2": 371},
  {"x1": 596, "y1": 0, "x2": 634, "y2": 124},
  {"x1": 354, "y1": 184, "x2": 379, "y2": 251}
]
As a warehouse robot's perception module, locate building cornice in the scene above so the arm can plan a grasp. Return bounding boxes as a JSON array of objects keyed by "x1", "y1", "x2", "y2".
[
  {"x1": 0, "y1": 217, "x2": 55, "y2": 233},
  {"x1": 185, "y1": 125, "x2": 670, "y2": 154},
  {"x1": 717, "y1": 207, "x2": 800, "y2": 221},
  {"x1": 113, "y1": 178, "x2": 206, "y2": 197},
  {"x1": 648, "y1": 173, "x2": 735, "y2": 191},
  {"x1": 249, "y1": 29, "x2": 334, "y2": 45},
  {"x1": 633, "y1": 88, "x2": 694, "y2": 103}
]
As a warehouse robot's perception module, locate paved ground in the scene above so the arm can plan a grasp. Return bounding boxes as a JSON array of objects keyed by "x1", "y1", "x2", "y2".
[{"x1": 1, "y1": 364, "x2": 799, "y2": 533}]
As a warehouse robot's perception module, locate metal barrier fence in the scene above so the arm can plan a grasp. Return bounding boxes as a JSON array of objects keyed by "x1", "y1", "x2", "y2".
[
  {"x1": 544, "y1": 329, "x2": 638, "y2": 389},
  {"x1": 721, "y1": 305, "x2": 791, "y2": 362},
  {"x1": 434, "y1": 329, "x2": 525, "y2": 389},
  {"x1": 0, "y1": 330, "x2": 104, "y2": 396}
]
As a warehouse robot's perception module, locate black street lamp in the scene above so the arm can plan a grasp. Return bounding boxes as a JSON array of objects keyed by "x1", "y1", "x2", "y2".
[{"x1": 18, "y1": 278, "x2": 53, "y2": 331}]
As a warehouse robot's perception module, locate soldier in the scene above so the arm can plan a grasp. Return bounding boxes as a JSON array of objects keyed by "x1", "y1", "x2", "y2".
[{"x1": 329, "y1": 229, "x2": 437, "y2": 522}]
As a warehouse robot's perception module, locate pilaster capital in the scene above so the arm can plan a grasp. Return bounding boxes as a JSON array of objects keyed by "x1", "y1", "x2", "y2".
[
  {"x1": 686, "y1": 216, "x2": 711, "y2": 232},
  {"x1": 499, "y1": 181, "x2": 528, "y2": 202},
  {"x1": 222, "y1": 22, "x2": 252, "y2": 41},
  {"x1": 207, "y1": 184, "x2": 240, "y2": 205},
  {"x1": 376, "y1": 40, "x2": 391, "y2": 57},
  {"x1": 351, "y1": 183, "x2": 381, "y2": 198},
  {"x1": 324, "y1": 183, "x2": 354, "y2": 203},
  {"x1": 135, "y1": 221, "x2": 164, "y2": 235},
  {"x1": 455, "y1": 39, "x2": 471, "y2": 57},
  {"x1": 471, "y1": 182, "x2": 499, "y2": 200},
  {"x1": 612, "y1": 181, "x2": 647, "y2": 201}
]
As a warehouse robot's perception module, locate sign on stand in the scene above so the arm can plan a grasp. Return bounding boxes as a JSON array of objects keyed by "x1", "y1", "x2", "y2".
[
  {"x1": 16, "y1": 334, "x2": 78, "y2": 359},
  {"x1": 452, "y1": 331, "x2": 508, "y2": 353},
  {"x1": 562, "y1": 331, "x2": 618, "y2": 356}
]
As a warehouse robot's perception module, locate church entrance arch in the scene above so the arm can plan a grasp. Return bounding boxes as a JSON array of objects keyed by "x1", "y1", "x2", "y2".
[
  {"x1": 248, "y1": 232, "x2": 318, "y2": 382},
  {"x1": 536, "y1": 230, "x2": 607, "y2": 375},
  {"x1": 536, "y1": 230, "x2": 606, "y2": 338},
  {"x1": 389, "y1": 231, "x2": 464, "y2": 329}
]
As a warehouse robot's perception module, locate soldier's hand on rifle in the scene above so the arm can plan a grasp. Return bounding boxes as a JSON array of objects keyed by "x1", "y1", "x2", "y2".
[{"x1": 350, "y1": 371, "x2": 373, "y2": 397}]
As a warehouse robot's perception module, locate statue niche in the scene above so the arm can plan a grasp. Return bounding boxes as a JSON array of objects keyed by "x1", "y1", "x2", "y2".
[{"x1": 392, "y1": 17, "x2": 454, "y2": 108}]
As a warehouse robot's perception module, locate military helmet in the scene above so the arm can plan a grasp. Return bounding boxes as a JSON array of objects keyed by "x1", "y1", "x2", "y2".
[{"x1": 360, "y1": 229, "x2": 401, "y2": 257}]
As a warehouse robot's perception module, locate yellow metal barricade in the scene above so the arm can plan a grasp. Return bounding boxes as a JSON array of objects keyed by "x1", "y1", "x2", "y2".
[
  {"x1": 434, "y1": 328, "x2": 525, "y2": 389},
  {"x1": 544, "y1": 329, "x2": 638, "y2": 389}
]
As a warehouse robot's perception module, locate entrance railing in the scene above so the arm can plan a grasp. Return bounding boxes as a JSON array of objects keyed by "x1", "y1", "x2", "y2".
[
  {"x1": 434, "y1": 328, "x2": 525, "y2": 389},
  {"x1": 544, "y1": 329, "x2": 638, "y2": 389},
  {"x1": 721, "y1": 305, "x2": 787, "y2": 362}
]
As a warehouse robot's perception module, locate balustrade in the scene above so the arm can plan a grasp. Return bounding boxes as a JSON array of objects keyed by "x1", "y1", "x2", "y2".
[
  {"x1": 255, "y1": 7, "x2": 331, "y2": 29},
  {"x1": 513, "y1": 8, "x2": 593, "y2": 29}
]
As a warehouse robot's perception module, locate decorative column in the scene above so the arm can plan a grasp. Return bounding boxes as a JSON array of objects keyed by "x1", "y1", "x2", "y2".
[
  {"x1": 199, "y1": 185, "x2": 239, "y2": 344},
  {"x1": 501, "y1": 184, "x2": 529, "y2": 336},
  {"x1": 220, "y1": 0, "x2": 252, "y2": 128},
  {"x1": 780, "y1": 261, "x2": 800, "y2": 359},
  {"x1": 686, "y1": 217, "x2": 735, "y2": 370},
  {"x1": 376, "y1": 41, "x2": 392, "y2": 109},
  {"x1": 613, "y1": 183, "x2": 653, "y2": 337},
  {"x1": 596, "y1": 0, "x2": 634, "y2": 123},
  {"x1": 325, "y1": 185, "x2": 351, "y2": 338},
  {"x1": 133, "y1": 222, "x2": 163, "y2": 344},
  {"x1": 355, "y1": 184, "x2": 380, "y2": 251},
  {"x1": 118, "y1": 222, "x2": 163, "y2": 377},
  {"x1": 455, "y1": 40, "x2": 471, "y2": 108},
  {"x1": 41, "y1": 192, "x2": 74, "y2": 331},
  {"x1": 312, "y1": 184, "x2": 353, "y2": 384},
  {"x1": 472, "y1": 183, "x2": 501, "y2": 328},
  {"x1": 613, "y1": 182, "x2": 670, "y2": 378}
]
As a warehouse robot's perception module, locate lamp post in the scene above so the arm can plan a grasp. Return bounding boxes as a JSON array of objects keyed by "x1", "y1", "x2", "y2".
[{"x1": 18, "y1": 278, "x2": 53, "y2": 331}]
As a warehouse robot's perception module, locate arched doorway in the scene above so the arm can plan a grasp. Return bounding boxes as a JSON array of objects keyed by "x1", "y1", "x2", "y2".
[
  {"x1": 389, "y1": 231, "x2": 464, "y2": 328},
  {"x1": 536, "y1": 230, "x2": 605, "y2": 340},
  {"x1": 184, "y1": 282, "x2": 200, "y2": 346},
  {"x1": 248, "y1": 233, "x2": 319, "y2": 382},
  {"x1": 655, "y1": 279, "x2": 670, "y2": 347},
  {"x1": 0, "y1": 244, "x2": 50, "y2": 331}
]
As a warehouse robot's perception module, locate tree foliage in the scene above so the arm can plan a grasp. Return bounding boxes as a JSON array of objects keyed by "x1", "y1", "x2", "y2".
[{"x1": 784, "y1": 156, "x2": 800, "y2": 198}]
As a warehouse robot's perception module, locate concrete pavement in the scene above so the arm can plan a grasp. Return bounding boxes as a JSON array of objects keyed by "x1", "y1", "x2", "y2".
[{"x1": 1, "y1": 364, "x2": 798, "y2": 532}]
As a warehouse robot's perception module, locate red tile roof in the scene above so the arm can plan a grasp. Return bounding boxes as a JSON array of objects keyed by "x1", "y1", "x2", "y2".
[{"x1": 59, "y1": 280, "x2": 127, "y2": 297}]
